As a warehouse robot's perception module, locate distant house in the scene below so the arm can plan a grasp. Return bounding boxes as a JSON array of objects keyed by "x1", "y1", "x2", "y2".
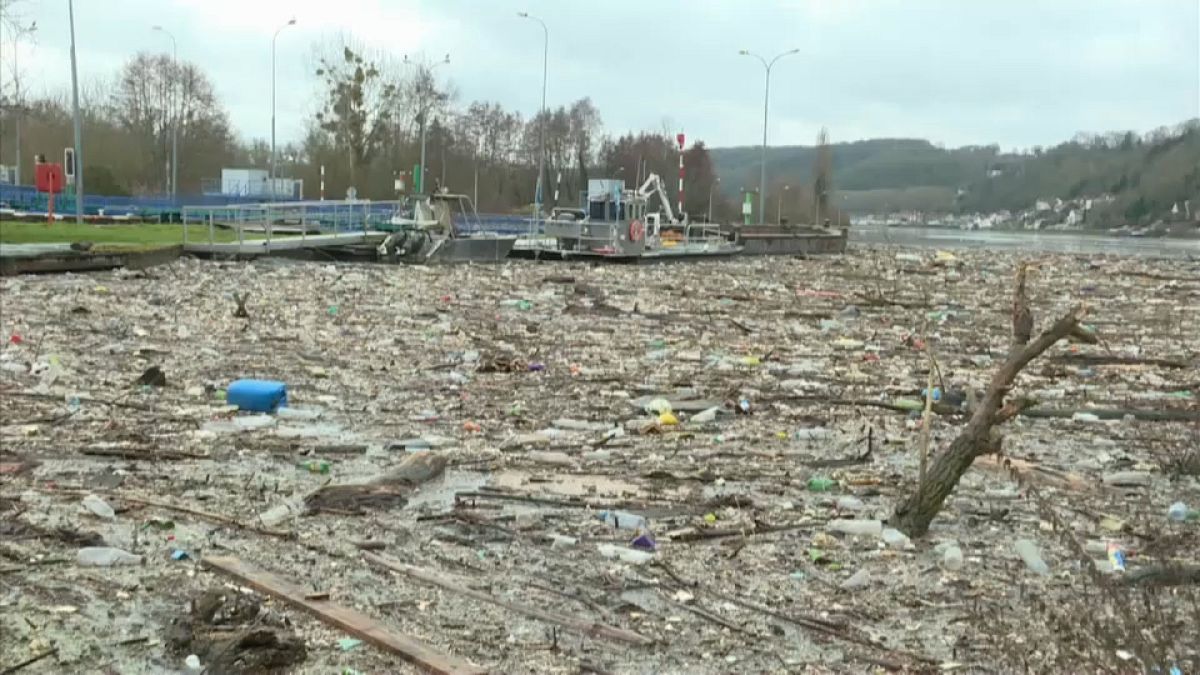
[{"x1": 1035, "y1": 200, "x2": 1051, "y2": 212}]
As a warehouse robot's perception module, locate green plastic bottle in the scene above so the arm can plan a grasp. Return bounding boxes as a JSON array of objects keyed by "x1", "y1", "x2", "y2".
[{"x1": 297, "y1": 460, "x2": 331, "y2": 475}]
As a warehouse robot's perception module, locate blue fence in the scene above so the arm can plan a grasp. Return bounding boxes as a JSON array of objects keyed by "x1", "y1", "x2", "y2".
[{"x1": 0, "y1": 183, "x2": 291, "y2": 218}]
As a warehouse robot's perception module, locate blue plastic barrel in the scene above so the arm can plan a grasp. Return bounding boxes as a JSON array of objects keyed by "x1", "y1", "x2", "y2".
[{"x1": 226, "y1": 379, "x2": 288, "y2": 413}]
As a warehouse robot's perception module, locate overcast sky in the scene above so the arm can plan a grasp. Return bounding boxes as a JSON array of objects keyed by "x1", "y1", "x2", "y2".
[{"x1": 5, "y1": 0, "x2": 1198, "y2": 150}]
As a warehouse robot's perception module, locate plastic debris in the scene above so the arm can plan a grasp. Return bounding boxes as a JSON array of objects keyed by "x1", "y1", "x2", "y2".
[
  {"x1": 828, "y1": 519, "x2": 883, "y2": 537},
  {"x1": 82, "y1": 494, "x2": 116, "y2": 520},
  {"x1": 226, "y1": 379, "x2": 288, "y2": 413},
  {"x1": 1014, "y1": 538, "x2": 1050, "y2": 575},
  {"x1": 807, "y1": 477, "x2": 837, "y2": 492},
  {"x1": 840, "y1": 568, "x2": 871, "y2": 590},
  {"x1": 77, "y1": 547, "x2": 143, "y2": 567},
  {"x1": 597, "y1": 543, "x2": 653, "y2": 565}
]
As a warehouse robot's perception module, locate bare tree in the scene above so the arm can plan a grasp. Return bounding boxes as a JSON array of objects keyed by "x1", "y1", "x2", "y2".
[
  {"x1": 109, "y1": 53, "x2": 233, "y2": 193},
  {"x1": 314, "y1": 43, "x2": 400, "y2": 190}
]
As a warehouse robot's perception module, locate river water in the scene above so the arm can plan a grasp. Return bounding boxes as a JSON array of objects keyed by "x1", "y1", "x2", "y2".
[{"x1": 851, "y1": 225, "x2": 1200, "y2": 258}]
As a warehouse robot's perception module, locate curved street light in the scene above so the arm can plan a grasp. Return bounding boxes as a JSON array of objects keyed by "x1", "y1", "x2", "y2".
[
  {"x1": 518, "y1": 12, "x2": 548, "y2": 216},
  {"x1": 740, "y1": 48, "x2": 799, "y2": 224},
  {"x1": 271, "y1": 17, "x2": 297, "y2": 182},
  {"x1": 403, "y1": 54, "x2": 451, "y2": 194}
]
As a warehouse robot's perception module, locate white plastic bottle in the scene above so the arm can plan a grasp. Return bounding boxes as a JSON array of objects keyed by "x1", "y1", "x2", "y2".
[{"x1": 77, "y1": 547, "x2": 142, "y2": 566}]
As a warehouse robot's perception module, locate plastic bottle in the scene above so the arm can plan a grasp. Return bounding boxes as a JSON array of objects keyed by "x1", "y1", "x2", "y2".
[
  {"x1": 1167, "y1": 501, "x2": 1190, "y2": 522},
  {"x1": 596, "y1": 510, "x2": 647, "y2": 531},
  {"x1": 82, "y1": 494, "x2": 116, "y2": 520},
  {"x1": 297, "y1": 460, "x2": 331, "y2": 474},
  {"x1": 807, "y1": 477, "x2": 837, "y2": 492},
  {"x1": 881, "y1": 527, "x2": 912, "y2": 549},
  {"x1": 836, "y1": 496, "x2": 865, "y2": 512},
  {"x1": 596, "y1": 543, "x2": 653, "y2": 565},
  {"x1": 828, "y1": 519, "x2": 883, "y2": 537},
  {"x1": 1013, "y1": 538, "x2": 1049, "y2": 575},
  {"x1": 941, "y1": 543, "x2": 964, "y2": 571},
  {"x1": 77, "y1": 547, "x2": 143, "y2": 566}
]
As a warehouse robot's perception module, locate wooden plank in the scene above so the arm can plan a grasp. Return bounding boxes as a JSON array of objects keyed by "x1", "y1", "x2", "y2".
[
  {"x1": 202, "y1": 555, "x2": 484, "y2": 675},
  {"x1": 364, "y1": 552, "x2": 654, "y2": 646}
]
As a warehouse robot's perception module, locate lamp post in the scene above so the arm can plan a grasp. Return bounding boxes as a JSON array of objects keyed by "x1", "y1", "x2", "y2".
[
  {"x1": 518, "y1": 11, "x2": 548, "y2": 217},
  {"x1": 403, "y1": 54, "x2": 450, "y2": 195},
  {"x1": 739, "y1": 48, "x2": 798, "y2": 225},
  {"x1": 68, "y1": 0, "x2": 83, "y2": 223},
  {"x1": 271, "y1": 17, "x2": 296, "y2": 184},
  {"x1": 151, "y1": 26, "x2": 177, "y2": 198},
  {"x1": 707, "y1": 177, "x2": 721, "y2": 223},
  {"x1": 777, "y1": 184, "x2": 788, "y2": 224}
]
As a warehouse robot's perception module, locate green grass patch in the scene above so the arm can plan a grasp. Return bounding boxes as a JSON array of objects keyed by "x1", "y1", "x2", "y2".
[{"x1": 0, "y1": 221, "x2": 243, "y2": 246}]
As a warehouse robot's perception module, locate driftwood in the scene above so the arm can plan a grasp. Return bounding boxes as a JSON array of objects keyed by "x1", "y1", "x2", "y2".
[
  {"x1": 304, "y1": 451, "x2": 446, "y2": 513},
  {"x1": 1049, "y1": 353, "x2": 1190, "y2": 369},
  {"x1": 1020, "y1": 407, "x2": 1200, "y2": 423},
  {"x1": 363, "y1": 553, "x2": 653, "y2": 646},
  {"x1": 892, "y1": 263, "x2": 1087, "y2": 537},
  {"x1": 1116, "y1": 564, "x2": 1200, "y2": 587},
  {"x1": 36, "y1": 487, "x2": 292, "y2": 539},
  {"x1": 203, "y1": 556, "x2": 484, "y2": 675}
]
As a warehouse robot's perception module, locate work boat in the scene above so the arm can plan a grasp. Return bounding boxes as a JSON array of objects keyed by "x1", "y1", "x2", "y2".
[
  {"x1": 525, "y1": 175, "x2": 742, "y2": 262},
  {"x1": 378, "y1": 192, "x2": 515, "y2": 264}
]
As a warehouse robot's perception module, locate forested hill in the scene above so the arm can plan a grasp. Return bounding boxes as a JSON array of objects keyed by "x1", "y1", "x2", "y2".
[{"x1": 710, "y1": 120, "x2": 1199, "y2": 226}]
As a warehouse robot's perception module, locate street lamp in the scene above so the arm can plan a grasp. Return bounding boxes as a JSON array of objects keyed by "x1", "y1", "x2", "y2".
[
  {"x1": 740, "y1": 48, "x2": 799, "y2": 225},
  {"x1": 707, "y1": 177, "x2": 721, "y2": 223},
  {"x1": 271, "y1": 17, "x2": 296, "y2": 184},
  {"x1": 777, "y1": 184, "x2": 789, "y2": 224},
  {"x1": 518, "y1": 11, "x2": 548, "y2": 217},
  {"x1": 403, "y1": 54, "x2": 450, "y2": 195},
  {"x1": 152, "y1": 25, "x2": 178, "y2": 199}
]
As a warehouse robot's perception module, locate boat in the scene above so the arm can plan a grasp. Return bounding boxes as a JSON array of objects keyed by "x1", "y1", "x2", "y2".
[
  {"x1": 513, "y1": 174, "x2": 742, "y2": 262},
  {"x1": 721, "y1": 223, "x2": 848, "y2": 255},
  {"x1": 378, "y1": 192, "x2": 516, "y2": 264}
]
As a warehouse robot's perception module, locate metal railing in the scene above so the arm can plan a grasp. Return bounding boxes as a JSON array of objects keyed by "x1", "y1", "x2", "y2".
[{"x1": 180, "y1": 200, "x2": 410, "y2": 248}]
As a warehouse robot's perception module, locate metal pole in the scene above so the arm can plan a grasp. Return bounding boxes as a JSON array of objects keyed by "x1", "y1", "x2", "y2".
[
  {"x1": 759, "y1": 65, "x2": 769, "y2": 225},
  {"x1": 68, "y1": 0, "x2": 83, "y2": 224},
  {"x1": 170, "y1": 38, "x2": 177, "y2": 199},
  {"x1": 519, "y1": 13, "x2": 548, "y2": 218},
  {"x1": 418, "y1": 113, "x2": 427, "y2": 194},
  {"x1": 271, "y1": 18, "x2": 296, "y2": 183},
  {"x1": 152, "y1": 27, "x2": 178, "y2": 199}
]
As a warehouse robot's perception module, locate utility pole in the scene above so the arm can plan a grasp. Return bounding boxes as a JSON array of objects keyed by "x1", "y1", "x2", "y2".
[
  {"x1": 777, "y1": 184, "x2": 788, "y2": 224},
  {"x1": 68, "y1": 0, "x2": 83, "y2": 223},
  {"x1": 707, "y1": 177, "x2": 720, "y2": 223}
]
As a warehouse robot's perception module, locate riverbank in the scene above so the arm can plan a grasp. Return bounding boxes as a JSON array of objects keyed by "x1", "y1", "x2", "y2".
[
  {"x1": 853, "y1": 225, "x2": 1200, "y2": 258},
  {"x1": 1, "y1": 247, "x2": 1197, "y2": 673}
]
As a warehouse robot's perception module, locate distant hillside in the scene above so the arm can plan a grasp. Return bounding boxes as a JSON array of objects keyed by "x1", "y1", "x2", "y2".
[{"x1": 710, "y1": 120, "x2": 1199, "y2": 227}]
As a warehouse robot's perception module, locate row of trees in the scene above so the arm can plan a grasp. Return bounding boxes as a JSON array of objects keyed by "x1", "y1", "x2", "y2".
[{"x1": 2, "y1": 37, "x2": 754, "y2": 221}]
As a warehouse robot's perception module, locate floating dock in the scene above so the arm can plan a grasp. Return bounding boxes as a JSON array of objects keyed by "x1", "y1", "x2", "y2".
[{"x1": 0, "y1": 243, "x2": 182, "y2": 276}]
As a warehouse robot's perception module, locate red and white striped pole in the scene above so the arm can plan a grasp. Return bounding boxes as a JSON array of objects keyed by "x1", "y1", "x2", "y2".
[{"x1": 676, "y1": 132, "x2": 686, "y2": 220}]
